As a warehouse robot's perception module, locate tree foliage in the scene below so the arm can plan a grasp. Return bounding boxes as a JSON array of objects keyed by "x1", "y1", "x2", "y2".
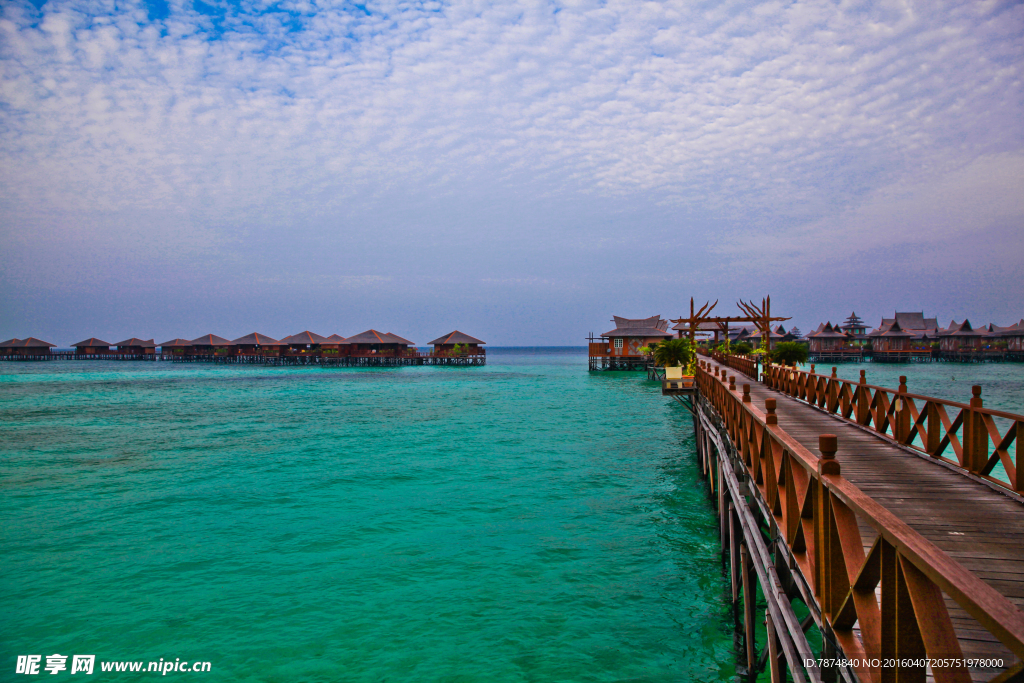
[
  {"x1": 770, "y1": 341, "x2": 809, "y2": 365},
  {"x1": 733, "y1": 341, "x2": 754, "y2": 355},
  {"x1": 653, "y1": 338, "x2": 694, "y2": 369}
]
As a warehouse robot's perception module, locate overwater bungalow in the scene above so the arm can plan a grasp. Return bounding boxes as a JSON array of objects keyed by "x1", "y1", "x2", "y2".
[
  {"x1": 114, "y1": 338, "x2": 156, "y2": 356},
  {"x1": 231, "y1": 333, "x2": 282, "y2": 357},
  {"x1": 806, "y1": 322, "x2": 859, "y2": 361},
  {"x1": 868, "y1": 321, "x2": 927, "y2": 361},
  {"x1": 280, "y1": 331, "x2": 331, "y2": 357},
  {"x1": 838, "y1": 312, "x2": 870, "y2": 344},
  {"x1": 1000, "y1": 320, "x2": 1024, "y2": 358},
  {"x1": 323, "y1": 334, "x2": 349, "y2": 357},
  {"x1": 588, "y1": 315, "x2": 673, "y2": 370},
  {"x1": 346, "y1": 330, "x2": 415, "y2": 356},
  {"x1": 727, "y1": 325, "x2": 784, "y2": 349},
  {"x1": 158, "y1": 339, "x2": 192, "y2": 357},
  {"x1": 0, "y1": 337, "x2": 56, "y2": 358},
  {"x1": 428, "y1": 331, "x2": 486, "y2": 356},
  {"x1": 190, "y1": 334, "x2": 232, "y2": 357},
  {"x1": 73, "y1": 338, "x2": 113, "y2": 357}
]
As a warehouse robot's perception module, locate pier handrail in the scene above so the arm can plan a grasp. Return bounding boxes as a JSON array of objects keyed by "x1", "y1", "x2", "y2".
[
  {"x1": 696, "y1": 360, "x2": 1024, "y2": 681},
  {"x1": 763, "y1": 363, "x2": 1024, "y2": 493},
  {"x1": 711, "y1": 351, "x2": 757, "y2": 380}
]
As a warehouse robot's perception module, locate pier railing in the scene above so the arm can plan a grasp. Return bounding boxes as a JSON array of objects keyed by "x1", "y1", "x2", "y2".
[
  {"x1": 764, "y1": 364, "x2": 1024, "y2": 493},
  {"x1": 696, "y1": 360, "x2": 1024, "y2": 680},
  {"x1": 711, "y1": 352, "x2": 758, "y2": 380}
]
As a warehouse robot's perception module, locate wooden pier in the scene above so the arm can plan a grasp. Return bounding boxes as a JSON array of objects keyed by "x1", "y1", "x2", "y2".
[{"x1": 681, "y1": 355, "x2": 1024, "y2": 682}]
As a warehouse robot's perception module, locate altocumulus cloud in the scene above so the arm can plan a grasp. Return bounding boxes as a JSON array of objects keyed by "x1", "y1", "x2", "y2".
[{"x1": 0, "y1": 0, "x2": 1022, "y2": 343}]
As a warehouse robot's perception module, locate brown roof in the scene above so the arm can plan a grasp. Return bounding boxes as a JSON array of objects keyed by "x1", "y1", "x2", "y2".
[
  {"x1": 280, "y1": 331, "x2": 330, "y2": 345},
  {"x1": 326, "y1": 334, "x2": 348, "y2": 343},
  {"x1": 344, "y1": 330, "x2": 415, "y2": 346},
  {"x1": 158, "y1": 338, "x2": 193, "y2": 347},
  {"x1": 114, "y1": 338, "x2": 156, "y2": 348},
  {"x1": 939, "y1": 320, "x2": 983, "y2": 337},
  {"x1": 878, "y1": 312, "x2": 938, "y2": 332},
  {"x1": 873, "y1": 321, "x2": 914, "y2": 338},
  {"x1": 602, "y1": 315, "x2": 673, "y2": 338},
  {"x1": 806, "y1": 322, "x2": 846, "y2": 339},
  {"x1": 231, "y1": 332, "x2": 281, "y2": 346},
  {"x1": 427, "y1": 330, "x2": 486, "y2": 345},
  {"x1": 382, "y1": 332, "x2": 415, "y2": 345},
  {"x1": 190, "y1": 334, "x2": 232, "y2": 346},
  {"x1": 73, "y1": 338, "x2": 113, "y2": 347},
  {"x1": 5, "y1": 337, "x2": 56, "y2": 348}
]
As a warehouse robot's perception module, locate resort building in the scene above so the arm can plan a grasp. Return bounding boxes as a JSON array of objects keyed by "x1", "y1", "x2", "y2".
[
  {"x1": 114, "y1": 338, "x2": 156, "y2": 356},
  {"x1": 805, "y1": 322, "x2": 858, "y2": 361},
  {"x1": 588, "y1": 315, "x2": 673, "y2": 370},
  {"x1": 280, "y1": 331, "x2": 330, "y2": 357},
  {"x1": 838, "y1": 312, "x2": 870, "y2": 344},
  {"x1": 346, "y1": 330, "x2": 415, "y2": 356},
  {"x1": 428, "y1": 331, "x2": 486, "y2": 355},
  {"x1": 190, "y1": 334, "x2": 233, "y2": 356},
  {"x1": 322, "y1": 335, "x2": 349, "y2": 357},
  {"x1": 73, "y1": 338, "x2": 113, "y2": 356},
  {"x1": 1000, "y1": 320, "x2": 1024, "y2": 358},
  {"x1": 867, "y1": 312, "x2": 938, "y2": 361},
  {"x1": 726, "y1": 325, "x2": 784, "y2": 349},
  {"x1": 231, "y1": 333, "x2": 283, "y2": 357},
  {"x1": 158, "y1": 339, "x2": 192, "y2": 357},
  {"x1": 0, "y1": 338, "x2": 56, "y2": 358}
]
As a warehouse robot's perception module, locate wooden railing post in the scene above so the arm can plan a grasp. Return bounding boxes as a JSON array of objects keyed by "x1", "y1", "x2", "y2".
[
  {"x1": 856, "y1": 370, "x2": 871, "y2": 425},
  {"x1": 816, "y1": 435, "x2": 839, "y2": 609},
  {"x1": 742, "y1": 384, "x2": 751, "y2": 403},
  {"x1": 826, "y1": 367, "x2": 837, "y2": 413},
  {"x1": 765, "y1": 398, "x2": 778, "y2": 426},
  {"x1": 894, "y1": 376, "x2": 910, "y2": 444},
  {"x1": 926, "y1": 401, "x2": 942, "y2": 456},
  {"x1": 964, "y1": 386, "x2": 988, "y2": 473}
]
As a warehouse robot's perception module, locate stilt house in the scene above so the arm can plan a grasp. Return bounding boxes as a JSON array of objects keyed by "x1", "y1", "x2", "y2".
[{"x1": 428, "y1": 331, "x2": 486, "y2": 355}]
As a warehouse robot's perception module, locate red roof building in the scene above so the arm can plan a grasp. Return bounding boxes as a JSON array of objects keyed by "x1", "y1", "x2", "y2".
[
  {"x1": 428, "y1": 331, "x2": 486, "y2": 355},
  {"x1": 73, "y1": 338, "x2": 113, "y2": 355}
]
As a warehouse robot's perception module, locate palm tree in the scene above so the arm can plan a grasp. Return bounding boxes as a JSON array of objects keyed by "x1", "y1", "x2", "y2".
[
  {"x1": 653, "y1": 338, "x2": 694, "y2": 369},
  {"x1": 770, "y1": 341, "x2": 809, "y2": 365}
]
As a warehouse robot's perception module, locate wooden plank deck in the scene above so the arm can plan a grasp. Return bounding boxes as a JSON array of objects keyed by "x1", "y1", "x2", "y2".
[{"x1": 707, "y1": 359, "x2": 1024, "y2": 680}]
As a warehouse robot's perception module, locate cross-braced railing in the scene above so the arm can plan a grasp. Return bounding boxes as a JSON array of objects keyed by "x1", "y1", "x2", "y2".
[
  {"x1": 762, "y1": 364, "x2": 1024, "y2": 494},
  {"x1": 712, "y1": 351, "x2": 758, "y2": 380},
  {"x1": 697, "y1": 360, "x2": 1024, "y2": 683}
]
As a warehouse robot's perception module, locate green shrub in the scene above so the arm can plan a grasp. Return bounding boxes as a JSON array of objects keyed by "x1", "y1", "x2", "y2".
[{"x1": 769, "y1": 341, "x2": 809, "y2": 365}]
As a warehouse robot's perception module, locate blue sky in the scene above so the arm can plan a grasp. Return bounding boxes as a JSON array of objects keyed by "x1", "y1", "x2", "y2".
[{"x1": 1, "y1": 0, "x2": 1022, "y2": 345}]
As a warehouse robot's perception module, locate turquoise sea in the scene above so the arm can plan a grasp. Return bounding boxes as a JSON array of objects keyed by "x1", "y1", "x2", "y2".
[{"x1": 1, "y1": 349, "x2": 736, "y2": 682}]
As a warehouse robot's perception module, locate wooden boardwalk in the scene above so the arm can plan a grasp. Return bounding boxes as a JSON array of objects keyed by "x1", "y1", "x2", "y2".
[{"x1": 693, "y1": 357, "x2": 1024, "y2": 683}]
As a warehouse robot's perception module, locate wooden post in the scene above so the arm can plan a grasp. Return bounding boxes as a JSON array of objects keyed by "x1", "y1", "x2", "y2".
[
  {"x1": 856, "y1": 369, "x2": 870, "y2": 425},
  {"x1": 880, "y1": 539, "x2": 897, "y2": 683},
  {"x1": 895, "y1": 375, "x2": 910, "y2": 443},
  {"x1": 766, "y1": 610, "x2": 784, "y2": 683},
  {"x1": 765, "y1": 398, "x2": 778, "y2": 426},
  {"x1": 967, "y1": 386, "x2": 988, "y2": 473},
  {"x1": 740, "y1": 542, "x2": 756, "y2": 675},
  {"x1": 742, "y1": 384, "x2": 751, "y2": 403},
  {"x1": 926, "y1": 401, "x2": 942, "y2": 455},
  {"x1": 828, "y1": 367, "x2": 839, "y2": 413},
  {"x1": 1015, "y1": 421, "x2": 1024, "y2": 493}
]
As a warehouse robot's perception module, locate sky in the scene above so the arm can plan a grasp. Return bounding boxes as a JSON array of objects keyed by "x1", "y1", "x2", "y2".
[{"x1": 1, "y1": 0, "x2": 1022, "y2": 345}]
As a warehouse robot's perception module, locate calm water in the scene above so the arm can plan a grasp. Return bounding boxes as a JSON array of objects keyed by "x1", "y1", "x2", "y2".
[{"x1": 1, "y1": 349, "x2": 736, "y2": 682}]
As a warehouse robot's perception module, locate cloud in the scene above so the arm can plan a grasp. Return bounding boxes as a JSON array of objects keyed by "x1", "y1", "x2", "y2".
[{"x1": 0, "y1": 0, "x2": 1022, "y2": 342}]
